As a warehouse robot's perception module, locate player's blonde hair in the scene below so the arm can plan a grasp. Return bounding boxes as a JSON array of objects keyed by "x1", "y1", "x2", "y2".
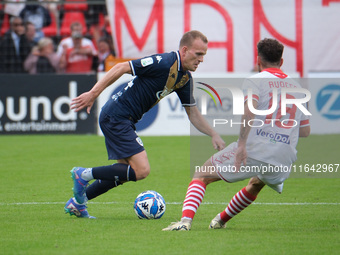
[{"x1": 179, "y1": 30, "x2": 208, "y2": 48}]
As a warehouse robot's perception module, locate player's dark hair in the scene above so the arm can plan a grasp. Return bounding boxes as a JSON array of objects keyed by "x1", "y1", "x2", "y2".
[
  {"x1": 257, "y1": 38, "x2": 284, "y2": 65},
  {"x1": 179, "y1": 30, "x2": 208, "y2": 48}
]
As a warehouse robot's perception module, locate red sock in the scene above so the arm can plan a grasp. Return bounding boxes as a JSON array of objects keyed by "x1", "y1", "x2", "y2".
[
  {"x1": 220, "y1": 187, "x2": 257, "y2": 223},
  {"x1": 181, "y1": 180, "x2": 206, "y2": 220}
]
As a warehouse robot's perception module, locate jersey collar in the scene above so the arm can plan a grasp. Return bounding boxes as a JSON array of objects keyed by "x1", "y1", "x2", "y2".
[
  {"x1": 176, "y1": 51, "x2": 182, "y2": 72},
  {"x1": 262, "y1": 68, "x2": 287, "y2": 79}
]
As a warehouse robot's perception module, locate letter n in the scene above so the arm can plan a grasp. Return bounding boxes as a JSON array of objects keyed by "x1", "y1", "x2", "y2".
[
  {"x1": 184, "y1": 0, "x2": 234, "y2": 71},
  {"x1": 322, "y1": 0, "x2": 340, "y2": 6},
  {"x1": 113, "y1": 0, "x2": 164, "y2": 57},
  {"x1": 253, "y1": 0, "x2": 303, "y2": 76}
]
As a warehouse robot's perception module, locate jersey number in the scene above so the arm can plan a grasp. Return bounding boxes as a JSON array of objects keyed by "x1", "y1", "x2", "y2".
[{"x1": 265, "y1": 93, "x2": 297, "y2": 129}]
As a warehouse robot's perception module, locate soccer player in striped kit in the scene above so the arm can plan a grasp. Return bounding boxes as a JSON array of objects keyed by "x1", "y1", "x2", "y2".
[{"x1": 163, "y1": 38, "x2": 310, "y2": 231}]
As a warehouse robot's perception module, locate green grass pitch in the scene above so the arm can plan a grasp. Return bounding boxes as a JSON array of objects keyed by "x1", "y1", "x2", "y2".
[{"x1": 0, "y1": 134, "x2": 339, "y2": 255}]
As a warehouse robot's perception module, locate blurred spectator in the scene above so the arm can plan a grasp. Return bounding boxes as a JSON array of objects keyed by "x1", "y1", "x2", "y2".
[
  {"x1": 94, "y1": 37, "x2": 116, "y2": 72},
  {"x1": 87, "y1": 4, "x2": 109, "y2": 45},
  {"x1": 4, "y1": 0, "x2": 26, "y2": 17},
  {"x1": 25, "y1": 21, "x2": 37, "y2": 48},
  {"x1": 39, "y1": 0, "x2": 59, "y2": 28},
  {"x1": 24, "y1": 37, "x2": 61, "y2": 74},
  {"x1": 0, "y1": 16, "x2": 32, "y2": 73},
  {"x1": 19, "y1": 1, "x2": 51, "y2": 42},
  {"x1": 0, "y1": 4, "x2": 4, "y2": 31},
  {"x1": 58, "y1": 22, "x2": 97, "y2": 73}
]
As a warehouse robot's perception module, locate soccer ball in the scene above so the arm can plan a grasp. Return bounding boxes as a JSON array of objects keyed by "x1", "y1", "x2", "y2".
[{"x1": 134, "y1": 190, "x2": 166, "y2": 219}]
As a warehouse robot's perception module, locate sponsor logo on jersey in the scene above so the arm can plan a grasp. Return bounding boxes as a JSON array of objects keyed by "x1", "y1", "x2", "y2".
[
  {"x1": 156, "y1": 56, "x2": 162, "y2": 63},
  {"x1": 141, "y1": 57, "x2": 154, "y2": 67},
  {"x1": 256, "y1": 129, "x2": 290, "y2": 144},
  {"x1": 136, "y1": 137, "x2": 144, "y2": 146}
]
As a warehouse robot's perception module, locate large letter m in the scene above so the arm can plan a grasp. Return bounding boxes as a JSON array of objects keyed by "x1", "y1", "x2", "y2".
[{"x1": 113, "y1": 0, "x2": 164, "y2": 57}]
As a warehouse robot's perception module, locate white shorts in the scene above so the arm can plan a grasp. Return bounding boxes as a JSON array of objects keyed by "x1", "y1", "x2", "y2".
[{"x1": 211, "y1": 142, "x2": 291, "y2": 193}]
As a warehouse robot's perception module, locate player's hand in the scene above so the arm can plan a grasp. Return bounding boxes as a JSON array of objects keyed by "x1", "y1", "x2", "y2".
[
  {"x1": 234, "y1": 145, "x2": 247, "y2": 171},
  {"x1": 212, "y1": 134, "x2": 226, "y2": 151},
  {"x1": 70, "y1": 91, "x2": 95, "y2": 114}
]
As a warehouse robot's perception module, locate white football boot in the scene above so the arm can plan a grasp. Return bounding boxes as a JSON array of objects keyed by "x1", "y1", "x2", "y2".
[
  {"x1": 209, "y1": 214, "x2": 227, "y2": 229},
  {"x1": 162, "y1": 220, "x2": 191, "y2": 231}
]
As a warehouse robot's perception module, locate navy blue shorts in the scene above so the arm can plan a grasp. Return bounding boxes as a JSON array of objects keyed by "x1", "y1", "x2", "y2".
[{"x1": 99, "y1": 112, "x2": 145, "y2": 160}]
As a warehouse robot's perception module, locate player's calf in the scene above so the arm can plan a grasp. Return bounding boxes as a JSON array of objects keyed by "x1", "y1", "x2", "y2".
[{"x1": 246, "y1": 177, "x2": 265, "y2": 196}]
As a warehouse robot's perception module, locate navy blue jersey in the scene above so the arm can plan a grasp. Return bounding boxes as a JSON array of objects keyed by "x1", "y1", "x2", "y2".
[{"x1": 101, "y1": 51, "x2": 196, "y2": 122}]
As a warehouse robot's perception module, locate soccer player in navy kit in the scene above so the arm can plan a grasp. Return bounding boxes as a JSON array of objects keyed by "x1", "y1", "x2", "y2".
[{"x1": 64, "y1": 30, "x2": 226, "y2": 218}]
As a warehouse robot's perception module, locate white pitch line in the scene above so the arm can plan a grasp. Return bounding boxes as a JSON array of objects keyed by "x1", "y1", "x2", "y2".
[{"x1": 0, "y1": 202, "x2": 339, "y2": 206}]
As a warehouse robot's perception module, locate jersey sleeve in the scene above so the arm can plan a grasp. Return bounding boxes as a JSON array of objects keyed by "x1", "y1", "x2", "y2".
[
  {"x1": 242, "y1": 78, "x2": 260, "y2": 102},
  {"x1": 129, "y1": 55, "x2": 161, "y2": 77},
  {"x1": 175, "y1": 78, "x2": 196, "y2": 107},
  {"x1": 299, "y1": 104, "x2": 310, "y2": 127}
]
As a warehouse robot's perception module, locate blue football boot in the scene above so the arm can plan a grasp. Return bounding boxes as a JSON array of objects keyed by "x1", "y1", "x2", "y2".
[
  {"x1": 71, "y1": 167, "x2": 89, "y2": 204},
  {"x1": 64, "y1": 197, "x2": 95, "y2": 219}
]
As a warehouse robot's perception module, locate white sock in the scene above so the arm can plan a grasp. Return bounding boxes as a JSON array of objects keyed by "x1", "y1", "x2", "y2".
[
  {"x1": 181, "y1": 217, "x2": 193, "y2": 223},
  {"x1": 81, "y1": 168, "x2": 94, "y2": 181}
]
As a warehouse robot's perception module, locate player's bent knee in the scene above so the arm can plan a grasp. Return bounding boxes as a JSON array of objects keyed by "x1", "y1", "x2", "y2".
[
  {"x1": 135, "y1": 166, "x2": 150, "y2": 180},
  {"x1": 195, "y1": 177, "x2": 219, "y2": 186},
  {"x1": 246, "y1": 177, "x2": 265, "y2": 195}
]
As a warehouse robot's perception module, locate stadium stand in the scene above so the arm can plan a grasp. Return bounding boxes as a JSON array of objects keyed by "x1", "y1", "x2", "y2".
[
  {"x1": 0, "y1": 1, "x2": 116, "y2": 73},
  {"x1": 0, "y1": 14, "x2": 10, "y2": 36},
  {"x1": 89, "y1": 12, "x2": 111, "y2": 36},
  {"x1": 42, "y1": 10, "x2": 58, "y2": 37},
  {"x1": 63, "y1": 0, "x2": 88, "y2": 12}
]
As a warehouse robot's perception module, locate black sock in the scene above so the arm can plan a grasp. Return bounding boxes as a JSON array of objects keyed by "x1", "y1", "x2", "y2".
[
  {"x1": 92, "y1": 163, "x2": 137, "y2": 183},
  {"x1": 86, "y1": 180, "x2": 122, "y2": 200}
]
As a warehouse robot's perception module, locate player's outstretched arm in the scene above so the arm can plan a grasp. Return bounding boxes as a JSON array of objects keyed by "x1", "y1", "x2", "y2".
[
  {"x1": 70, "y1": 62, "x2": 132, "y2": 113},
  {"x1": 235, "y1": 100, "x2": 257, "y2": 170},
  {"x1": 185, "y1": 106, "x2": 225, "y2": 151}
]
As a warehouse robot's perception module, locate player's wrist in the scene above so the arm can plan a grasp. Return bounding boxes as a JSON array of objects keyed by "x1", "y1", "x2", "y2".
[
  {"x1": 237, "y1": 140, "x2": 247, "y2": 147},
  {"x1": 89, "y1": 88, "x2": 100, "y2": 99},
  {"x1": 211, "y1": 131, "x2": 220, "y2": 138}
]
